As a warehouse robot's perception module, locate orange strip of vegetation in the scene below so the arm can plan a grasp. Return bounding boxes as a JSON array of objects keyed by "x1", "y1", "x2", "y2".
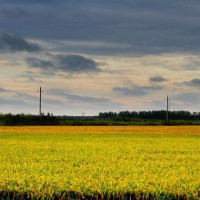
[{"x1": 0, "y1": 126, "x2": 200, "y2": 134}]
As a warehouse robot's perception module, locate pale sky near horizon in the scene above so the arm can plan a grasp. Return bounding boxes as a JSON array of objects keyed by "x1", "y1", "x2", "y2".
[{"x1": 0, "y1": 0, "x2": 200, "y2": 115}]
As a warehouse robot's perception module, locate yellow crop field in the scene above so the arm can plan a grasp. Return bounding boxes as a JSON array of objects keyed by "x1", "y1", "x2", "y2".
[{"x1": 0, "y1": 126, "x2": 200, "y2": 199}]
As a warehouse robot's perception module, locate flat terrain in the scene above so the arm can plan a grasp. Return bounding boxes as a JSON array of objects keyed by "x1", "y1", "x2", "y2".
[{"x1": 0, "y1": 126, "x2": 200, "y2": 199}]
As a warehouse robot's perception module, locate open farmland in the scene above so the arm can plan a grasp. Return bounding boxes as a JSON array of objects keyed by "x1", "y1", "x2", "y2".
[{"x1": 0, "y1": 126, "x2": 200, "y2": 199}]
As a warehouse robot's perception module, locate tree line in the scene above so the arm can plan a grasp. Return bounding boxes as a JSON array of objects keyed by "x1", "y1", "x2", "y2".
[
  {"x1": 0, "y1": 113, "x2": 59, "y2": 126},
  {"x1": 1, "y1": 110, "x2": 200, "y2": 126},
  {"x1": 99, "y1": 110, "x2": 200, "y2": 121}
]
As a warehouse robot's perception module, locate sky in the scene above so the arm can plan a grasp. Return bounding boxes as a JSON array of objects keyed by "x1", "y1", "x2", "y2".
[{"x1": 1, "y1": 0, "x2": 200, "y2": 116}]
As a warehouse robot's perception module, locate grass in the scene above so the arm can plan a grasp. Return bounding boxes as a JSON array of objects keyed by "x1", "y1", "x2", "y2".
[{"x1": 0, "y1": 126, "x2": 200, "y2": 199}]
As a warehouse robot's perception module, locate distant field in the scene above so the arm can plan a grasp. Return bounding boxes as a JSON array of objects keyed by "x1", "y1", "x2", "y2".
[{"x1": 0, "y1": 126, "x2": 200, "y2": 199}]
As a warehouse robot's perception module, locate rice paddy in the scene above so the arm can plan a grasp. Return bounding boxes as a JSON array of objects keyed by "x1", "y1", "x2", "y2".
[{"x1": 0, "y1": 126, "x2": 200, "y2": 199}]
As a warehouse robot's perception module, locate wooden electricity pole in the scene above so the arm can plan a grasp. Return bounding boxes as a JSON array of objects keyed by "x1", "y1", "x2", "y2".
[
  {"x1": 37, "y1": 87, "x2": 43, "y2": 118},
  {"x1": 166, "y1": 95, "x2": 170, "y2": 124}
]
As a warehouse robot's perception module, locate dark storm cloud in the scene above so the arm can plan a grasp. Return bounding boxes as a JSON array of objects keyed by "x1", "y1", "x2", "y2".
[
  {"x1": 26, "y1": 58, "x2": 54, "y2": 69},
  {"x1": 113, "y1": 85, "x2": 163, "y2": 96},
  {"x1": 26, "y1": 54, "x2": 100, "y2": 74},
  {"x1": 1, "y1": 7, "x2": 29, "y2": 18},
  {"x1": 0, "y1": 33, "x2": 41, "y2": 53},
  {"x1": 1, "y1": 0, "x2": 200, "y2": 55},
  {"x1": 183, "y1": 79, "x2": 200, "y2": 87},
  {"x1": 150, "y1": 76, "x2": 168, "y2": 83},
  {"x1": 56, "y1": 55, "x2": 100, "y2": 73}
]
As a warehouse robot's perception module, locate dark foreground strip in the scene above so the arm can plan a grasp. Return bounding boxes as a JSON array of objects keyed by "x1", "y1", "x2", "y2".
[{"x1": 0, "y1": 191, "x2": 197, "y2": 200}]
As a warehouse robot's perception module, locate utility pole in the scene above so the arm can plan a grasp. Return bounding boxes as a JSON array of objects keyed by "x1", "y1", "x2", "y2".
[
  {"x1": 37, "y1": 87, "x2": 43, "y2": 118},
  {"x1": 166, "y1": 95, "x2": 170, "y2": 124}
]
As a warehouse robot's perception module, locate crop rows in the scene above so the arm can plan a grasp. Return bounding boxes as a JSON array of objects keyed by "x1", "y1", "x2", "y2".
[{"x1": 0, "y1": 126, "x2": 200, "y2": 199}]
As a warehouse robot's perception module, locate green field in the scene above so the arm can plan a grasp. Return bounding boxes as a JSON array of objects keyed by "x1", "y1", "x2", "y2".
[{"x1": 0, "y1": 127, "x2": 200, "y2": 199}]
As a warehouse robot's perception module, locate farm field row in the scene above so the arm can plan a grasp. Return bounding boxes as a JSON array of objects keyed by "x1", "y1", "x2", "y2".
[
  {"x1": 1, "y1": 125, "x2": 200, "y2": 134},
  {"x1": 0, "y1": 126, "x2": 200, "y2": 199}
]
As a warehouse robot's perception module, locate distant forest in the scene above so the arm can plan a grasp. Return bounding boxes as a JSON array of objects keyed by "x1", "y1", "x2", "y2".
[
  {"x1": 99, "y1": 110, "x2": 200, "y2": 120},
  {"x1": 1, "y1": 110, "x2": 200, "y2": 126}
]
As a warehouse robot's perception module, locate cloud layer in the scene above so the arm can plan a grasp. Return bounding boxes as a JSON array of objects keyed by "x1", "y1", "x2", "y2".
[
  {"x1": 26, "y1": 54, "x2": 100, "y2": 74},
  {"x1": 1, "y1": 1, "x2": 200, "y2": 114},
  {"x1": 183, "y1": 79, "x2": 200, "y2": 87},
  {"x1": 150, "y1": 76, "x2": 168, "y2": 83},
  {"x1": 0, "y1": 32, "x2": 41, "y2": 53},
  {"x1": 114, "y1": 85, "x2": 163, "y2": 96},
  {"x1": 1, "y1": 0, "x2": 200, "y2": 55}
]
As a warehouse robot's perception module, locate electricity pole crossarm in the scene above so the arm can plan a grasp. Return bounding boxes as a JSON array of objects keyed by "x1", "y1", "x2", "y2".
[{"x1": 37, "y1": 87, "x2": 43, "y2": 118}]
